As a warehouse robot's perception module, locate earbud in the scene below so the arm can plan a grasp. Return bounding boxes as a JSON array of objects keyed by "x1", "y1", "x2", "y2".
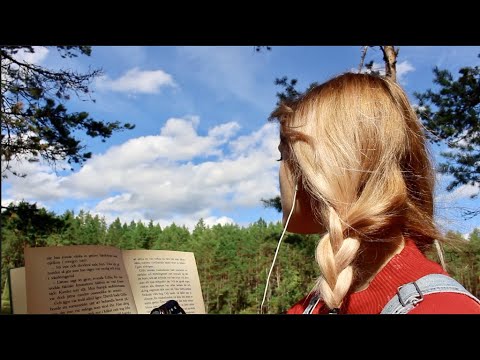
[{"x1": 260, "y1": 181, "x2": 298, "y2": 313}]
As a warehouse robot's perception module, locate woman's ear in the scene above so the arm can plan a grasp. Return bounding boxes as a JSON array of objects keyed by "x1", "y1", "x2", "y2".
[
  {"x1": 284, "y1": 179, "x2": 325, "y2": 234},
  {"x1": 280, "y1": 161, "x2": 325, "y2": 234}
]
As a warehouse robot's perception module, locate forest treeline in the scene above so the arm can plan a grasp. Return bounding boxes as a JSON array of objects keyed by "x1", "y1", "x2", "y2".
[{"x1": 1, "y1": 202, "x2": 479, "y2": 314}]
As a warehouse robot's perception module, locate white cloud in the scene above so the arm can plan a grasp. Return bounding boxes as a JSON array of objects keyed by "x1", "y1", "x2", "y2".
[
  {"x1": 90, "y1": 209, "x2": 234, "y2": 231},
  {"x1": 412, "y1": 104, "x2": 427, "y2": 112},
  {"x1": 2, "y1": 47, "x2": 50, "y2": 83},
  {"x1": 62, "y1": 117, "x2": 240, "y2": 192},
  {"x1": 12, "y1": 46, "x2": 49, "y2": 64},
  {"x1": 2, "y1": 154, "x2": 70, "y2": 201},
  {"x1": 229, "y1": 123, "x2": 279, "y2": 156},
  {"x1": 463, "y1": 227, "x2": 479, "y2": 240},
  {"x1": 203, "y1": 216, "x2": 234, "y2": 227},
  {"x1": 451, "y1": 183, "x2": 479, "y2": 199},
  {"x1": 1, "y1": 198, "x2": 22, "y2": 209},
  {"x1": 434, "y1": 173, "x2": 479, "y2": 235},
  {"x1": 96, "y1": 67, "x2": 176, "y2": 94},
  {"x1": 1, "y1": 197, "x2": 48, "y2": 211},
  {"x1": 3, "y1": 117, "x2": 280, "y2": 228},
  {"x1": 209, "y1": 122, "x2": 241, "y2": 141},
  {"x1": 396, "y1": 61, "x2": 415, "y2": 82},
  {"x1": 356, "y1": 60, "x2": 415, "y2": 84},
  {"x1": 451, "y1": 130, "x2": 479, "y2": 148},
  {"x1": 436, "y1": 180, "x2": 479, "y2": 203},
  {"x1": 398, "y1": 46, "x2": 480, "y2": 71}
]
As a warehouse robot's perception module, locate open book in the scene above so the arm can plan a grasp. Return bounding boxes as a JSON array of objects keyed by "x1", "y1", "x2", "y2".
[{"x1": 9, "y1": 245, "x2": 205, "y2": 314}]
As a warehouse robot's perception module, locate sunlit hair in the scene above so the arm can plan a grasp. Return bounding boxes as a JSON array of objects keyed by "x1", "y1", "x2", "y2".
[{"x1": 270, "y1": 72, "x2": 443, "y2": 310}]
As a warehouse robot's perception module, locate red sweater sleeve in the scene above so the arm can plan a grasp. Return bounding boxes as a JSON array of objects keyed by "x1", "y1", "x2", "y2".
[
  {"x1": 287, "y1": 302, "x2": 307, "y2": 314},
  {"x1": 408, "y1": 293, "x2": 480, "y2": 314}
]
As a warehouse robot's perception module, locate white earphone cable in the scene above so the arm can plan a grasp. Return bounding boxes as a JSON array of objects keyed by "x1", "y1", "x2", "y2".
[
  {"x1": 434, "y1": 239, "x2": 446, "y2": 271},
  {"x1": 260, "y1": 184, "x2": 298, "y2": 314}
]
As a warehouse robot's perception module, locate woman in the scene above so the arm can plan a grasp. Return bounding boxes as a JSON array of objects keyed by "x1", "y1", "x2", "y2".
[{"x1": 270, "y1": 72, "x2": 480, "y2": 314}]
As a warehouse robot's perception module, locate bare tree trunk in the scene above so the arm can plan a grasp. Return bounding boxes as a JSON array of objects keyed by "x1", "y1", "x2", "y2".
[
  {"x1": 358, "y1": 46, "x2": 369, "y2": 72},
  {"x1": 380, "y1": 46, "x2": 399, "y2": 82}
]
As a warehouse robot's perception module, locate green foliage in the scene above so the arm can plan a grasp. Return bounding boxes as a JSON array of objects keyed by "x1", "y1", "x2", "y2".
[
  {"x1": 274, "y1": 77, "x2": 302, "y2": 105},
  {"x1": 1, "y1": 46, "x2": 135, "y2": 178},
  {"x1": 273, "y1": 76, "x2": 319, "y2": 106},
  {"x1": 0, "y1": 203, "x2": 321, "y2": 314},
  {"x1": 0, "y1": 201, "x2": 67, "y2": 298},
  {"x1": 444, "y1": 230, "x2": 480, "y2": 298},
  {"x1": 2, "y1": 202, "x2": 477, "y2": 313},
  {"x1": 254, "y1": 46, "x2": 271, "y2": 53},
  {"x1": 105, "y1": 218, "x2": 125, "y2": 247},
  {"x1": 261, "y1": 196, "x2": 282, "y2": 212},
  {"x1": 415, "y1": 55, "x2": 480, "y2": 201},
  {"x1": 427, "y1": 229, "x2": 480, "y2": 298}
]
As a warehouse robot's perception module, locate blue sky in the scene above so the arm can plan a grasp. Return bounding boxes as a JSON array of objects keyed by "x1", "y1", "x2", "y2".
[{"x1": 2, "y1": 46, "x2": 479, "y2": 235}]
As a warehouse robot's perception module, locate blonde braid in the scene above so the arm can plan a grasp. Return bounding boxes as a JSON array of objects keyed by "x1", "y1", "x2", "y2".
[
  {"x1": 315, "y1": 206, "x2": 360, "y2": 309},
  {"x1": 270, "y1": 73, "x2": 448, "y2": 312}
]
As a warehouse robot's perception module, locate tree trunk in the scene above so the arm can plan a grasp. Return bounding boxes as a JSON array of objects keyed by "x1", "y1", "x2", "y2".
[
  {"x1": 380, "y1": 46, "x2": 399, "y2": 83},
  {"x1": 358, "y1": 46, "x2": 369, "y2": 72}
]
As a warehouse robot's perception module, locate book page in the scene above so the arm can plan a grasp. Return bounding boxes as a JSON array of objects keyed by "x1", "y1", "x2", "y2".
[
  {"x1": 25, "y1": 246, "x2": 137, "y2": 314},
  {"x1": 122, "y1": 250, "x2": 206, "y2": 314},
  {"x1": 9, "y1": 267, "x2": 27, "y2": 314}
]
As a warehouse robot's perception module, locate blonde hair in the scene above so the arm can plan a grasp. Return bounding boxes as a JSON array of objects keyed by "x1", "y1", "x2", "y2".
[{"x1": 270, "y1": 73, "x2": 442, "y2": 310}]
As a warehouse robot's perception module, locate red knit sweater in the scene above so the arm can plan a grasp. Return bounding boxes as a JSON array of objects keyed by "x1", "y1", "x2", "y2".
[{"x1": 287, "y1": 239, "x2": 480, "y2": 314}]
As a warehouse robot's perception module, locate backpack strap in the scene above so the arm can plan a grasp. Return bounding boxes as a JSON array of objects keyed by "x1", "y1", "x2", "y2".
[
  {"x1": 302, "y1": 294, "x2": 321, "y2": 314},
  {"x1": 381, "y1": 274, "x2": 480, "y2": 314}
]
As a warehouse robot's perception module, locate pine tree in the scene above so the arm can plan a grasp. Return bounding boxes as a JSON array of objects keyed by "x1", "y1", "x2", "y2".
[
  {"x1": 1, "y1": 46, "x2": 135, "y2": 178},
  {"x1": 415, "y1": 55, "x2": 480, "y2": 211}
]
